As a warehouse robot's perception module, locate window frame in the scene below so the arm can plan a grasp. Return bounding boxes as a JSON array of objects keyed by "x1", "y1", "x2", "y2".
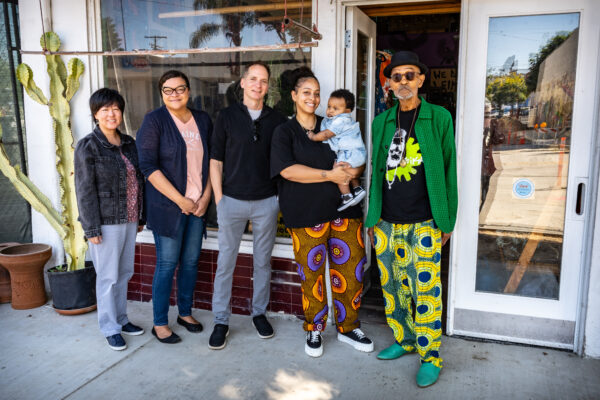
[{"x1": 88, "y1": 0, "x2": 301, "y2": 257}]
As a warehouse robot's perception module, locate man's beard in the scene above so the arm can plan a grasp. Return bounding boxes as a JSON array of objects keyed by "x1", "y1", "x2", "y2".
[{"x1": 393, "y1": 87, "x2": 414, "y2": 100}]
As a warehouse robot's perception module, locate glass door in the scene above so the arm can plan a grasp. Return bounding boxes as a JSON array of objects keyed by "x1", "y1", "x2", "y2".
[
  {"x1": 449, "y1": 0, "x2": 598, "y2": 349},
  {"x1": 344, "y1": 6, "x2": 376, "y2": 268}
]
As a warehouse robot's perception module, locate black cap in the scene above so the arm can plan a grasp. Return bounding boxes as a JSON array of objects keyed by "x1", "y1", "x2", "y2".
[{"x1": 383, "y1": 51, "x2": 428, "y2": 78}]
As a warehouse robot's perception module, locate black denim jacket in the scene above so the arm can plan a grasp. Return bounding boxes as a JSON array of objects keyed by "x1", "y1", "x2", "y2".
[{"x1": 74, "y1": 126, "x2": 146, "y2": 238}]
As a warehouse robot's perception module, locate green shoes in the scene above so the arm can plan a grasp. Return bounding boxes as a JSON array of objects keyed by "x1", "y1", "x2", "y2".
[
  {"x1": 377, "y1": 343, "x2": 412, "y2": 360},
  {"x1": 377, "y1": 343, "x2": 442, "y2": 387},
  {"x1": 416, "y1": 362, "x2": 441, "y2": 387}
]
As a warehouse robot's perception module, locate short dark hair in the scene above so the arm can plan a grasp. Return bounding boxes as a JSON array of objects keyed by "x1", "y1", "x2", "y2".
[
  {"x1": 329, "y1": 89, "x2": 355, "y2": 112},
  {"x1": 157, "y1": 70, "x2": 190, "y2": 92},
  {"x1": 290, "y1": 66, "x2": 318, "y2": 91},
  {"x1": 89, "y1": 88, "x2": 125, "y2": 122},
  {"x1": 243, "y1": 61, "x2": 271, "y2": 79}
]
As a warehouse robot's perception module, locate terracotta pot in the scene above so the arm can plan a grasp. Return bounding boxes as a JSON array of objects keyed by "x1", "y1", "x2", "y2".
[
  {"x1": 0, "y1": 244, "x2": 51, "y2": 310},
  {"x1": 0, "y1": 242, "x2": 20, "y2": 303}
]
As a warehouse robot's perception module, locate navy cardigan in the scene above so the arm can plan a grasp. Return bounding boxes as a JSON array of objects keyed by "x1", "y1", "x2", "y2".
[{"x1": 136, "y1": 106, "x2": 212, "y2": 238}]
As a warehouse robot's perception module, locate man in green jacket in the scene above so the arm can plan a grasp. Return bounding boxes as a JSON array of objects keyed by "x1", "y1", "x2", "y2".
[{"x1": 366, "y1": 51, "x2": 457, "y2": 388}]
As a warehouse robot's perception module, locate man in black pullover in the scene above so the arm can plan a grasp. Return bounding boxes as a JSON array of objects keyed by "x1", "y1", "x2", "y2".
[{"x1": 209, "y1": 62, "x2": 287, "y2": 350}]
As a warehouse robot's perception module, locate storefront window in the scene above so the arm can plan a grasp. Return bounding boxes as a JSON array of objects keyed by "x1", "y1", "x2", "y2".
[
  {"x1": 476, "y1": 13, "x2": 580, "y2": 299},
  {"x1": 100, "y1": 0, "x2": 313, "y2": 234}
]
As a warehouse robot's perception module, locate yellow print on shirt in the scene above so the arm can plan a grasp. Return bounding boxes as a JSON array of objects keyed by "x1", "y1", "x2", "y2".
[{"x1": 386, "y1": 138, "x2": 422, "y2": 183}]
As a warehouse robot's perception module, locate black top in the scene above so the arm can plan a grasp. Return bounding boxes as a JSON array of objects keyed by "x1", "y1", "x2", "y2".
[
  {"x1": 270, "y1": 117, "x2": 362, "y2": 228},
  {"x1": 381, "y1": 105, "x2": 433, "y2": 224},
  {"x1": 211, "y1": 102, "x2": 287, "y2": 200}
]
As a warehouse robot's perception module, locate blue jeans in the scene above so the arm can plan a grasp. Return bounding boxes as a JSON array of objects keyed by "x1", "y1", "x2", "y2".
[{"x1": 152, "y1": 214, "x2": 204, "y2": 326}]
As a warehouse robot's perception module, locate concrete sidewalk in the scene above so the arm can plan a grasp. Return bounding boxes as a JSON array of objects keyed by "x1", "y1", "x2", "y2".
[{"x1": 1, "y1": 301, "x2": 599, "y2": 400}]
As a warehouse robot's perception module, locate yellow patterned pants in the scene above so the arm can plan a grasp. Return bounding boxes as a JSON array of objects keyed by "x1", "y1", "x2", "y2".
[
  {"x1": 289, "y1": 218, "x2": 366, "y2": 333},
  {"x1": 374, "y1": 219, "x2": 443, "y2": 368}
]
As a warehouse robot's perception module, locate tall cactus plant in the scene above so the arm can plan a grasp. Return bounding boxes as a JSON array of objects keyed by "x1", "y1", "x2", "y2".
[{"x1": 0, "y1": 32, "x2": 87, "y2": 271}]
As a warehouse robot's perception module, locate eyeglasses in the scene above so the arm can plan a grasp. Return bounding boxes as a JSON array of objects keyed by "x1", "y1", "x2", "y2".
[
  {"x1": 252, "y1": 120, "x2": 260, "y2": 142},
  {"x1": 162, "y1": 85, "x2": 188, "y2": 95},
  {"x1": 390, "y1": 72, "x2": 419, "y2": 83}
]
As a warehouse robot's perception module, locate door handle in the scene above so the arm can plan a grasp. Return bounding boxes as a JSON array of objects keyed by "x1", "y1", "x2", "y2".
[
  {"x1": 576, "y1": 182, "x2": 585, "y2": 215},
  {"x1": 573, "y1": 177, "x2": 588, "y2": 218}
]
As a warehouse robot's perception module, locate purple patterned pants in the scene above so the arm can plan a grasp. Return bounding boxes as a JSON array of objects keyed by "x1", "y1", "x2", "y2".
[{"x1": 289, "y1": 218, "x2": 367, "y2": 333}]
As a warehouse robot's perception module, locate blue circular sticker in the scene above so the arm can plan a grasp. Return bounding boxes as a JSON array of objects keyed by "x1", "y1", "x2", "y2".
[{"x1": 513, "y1": 178, "x2": 534, "y2": 199}]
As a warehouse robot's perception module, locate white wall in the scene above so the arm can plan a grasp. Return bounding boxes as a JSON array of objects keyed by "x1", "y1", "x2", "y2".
[
  {"x1": 312, "y1": 0, "x2": 342, "y2": 116},
  {"x1": 19, "y1": 0, "x2": 94, "y2": 278}
]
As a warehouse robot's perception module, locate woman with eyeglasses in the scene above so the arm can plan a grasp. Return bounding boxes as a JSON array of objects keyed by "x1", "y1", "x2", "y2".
[{"x1": 137, "y1": 70, "x2": 212, "y2": 344}]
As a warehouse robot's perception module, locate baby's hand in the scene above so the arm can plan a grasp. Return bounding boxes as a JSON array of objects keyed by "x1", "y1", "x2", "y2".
[{"x1": 334, "y1": 161, "x2": 351, "y2": 168}]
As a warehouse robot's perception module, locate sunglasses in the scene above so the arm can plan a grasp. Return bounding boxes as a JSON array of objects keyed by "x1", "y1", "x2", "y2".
[
  {"x1": 252, "y1": 120, "x2": 260, "y2": 142},
  {"x1": 390, "y1": 72, "x2": 419, "y2": 83},
  {"x1": 162, "y1": 85, "x2": 188, "y2": 96}
]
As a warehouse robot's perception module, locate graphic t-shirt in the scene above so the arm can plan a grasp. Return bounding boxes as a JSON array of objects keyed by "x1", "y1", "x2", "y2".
[
  {"x1": 171, "y1": 112, "x2": 204, "y2": 202},
  {"x1": 381, "y1": 105, "x2": 433, "y2": 224}
]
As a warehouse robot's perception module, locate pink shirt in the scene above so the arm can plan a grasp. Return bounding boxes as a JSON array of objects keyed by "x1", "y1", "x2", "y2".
[{"x1": 170, "y1": 113, "x2": 204, "y2": 202}]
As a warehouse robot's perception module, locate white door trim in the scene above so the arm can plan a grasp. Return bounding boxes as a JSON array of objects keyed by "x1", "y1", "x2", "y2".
[{"x1": 448, "y1": 0, "x2": 600, "y2": 350}]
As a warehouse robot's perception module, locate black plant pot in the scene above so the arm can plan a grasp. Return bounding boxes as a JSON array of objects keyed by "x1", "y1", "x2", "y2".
[{"x1": 47, "y1": 261, "x2": 97, "y2": 314}]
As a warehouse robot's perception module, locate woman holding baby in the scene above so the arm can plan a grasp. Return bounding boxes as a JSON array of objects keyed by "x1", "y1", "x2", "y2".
[{"x1": 270, "y1": 67, "x2": 373, "y2": 358}]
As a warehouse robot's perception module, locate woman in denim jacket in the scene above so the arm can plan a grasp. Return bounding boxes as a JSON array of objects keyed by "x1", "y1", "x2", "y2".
[
  {"x1": 136, "y1": 70, "x2": 212, "y2": 344},
  {"x1": 74, "y1": 88, "x2": 146, "y2": 351}
]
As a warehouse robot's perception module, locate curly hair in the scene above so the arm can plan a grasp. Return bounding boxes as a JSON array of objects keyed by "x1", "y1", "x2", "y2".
[{"x1": 329, "y1": 89, "x2": 355, "y2": 112}]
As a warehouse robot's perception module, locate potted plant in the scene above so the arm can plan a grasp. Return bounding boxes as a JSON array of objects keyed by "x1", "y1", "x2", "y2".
[
  {"x1": 0, "y1": 32, "x2": 95, "y2": 314},
  {"x1": 0, "y1": 242, "x2": 20, "y2": 303}
]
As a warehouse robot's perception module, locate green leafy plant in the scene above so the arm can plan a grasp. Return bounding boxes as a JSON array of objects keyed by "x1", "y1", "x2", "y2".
[{"x1": 0, "y1": 32, "x2": 86, "y2": 271}]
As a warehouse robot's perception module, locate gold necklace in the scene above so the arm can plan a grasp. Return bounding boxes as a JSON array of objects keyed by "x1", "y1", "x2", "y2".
[{"x1": 296, "y1": 116, "x2": 316, "y2": 135}]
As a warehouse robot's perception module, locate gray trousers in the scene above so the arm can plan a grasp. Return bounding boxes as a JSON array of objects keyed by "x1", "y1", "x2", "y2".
[
  {"x1": 212, "y1": 195, "x2": 279, "y2": 325},
  {"x1": 89, "y1": 222, "x2": 137, "y2": 337}
]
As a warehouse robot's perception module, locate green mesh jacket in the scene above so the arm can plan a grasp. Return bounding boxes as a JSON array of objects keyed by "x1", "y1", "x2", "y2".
[{"x1": 365, "y1": 97, "x2": 458, "y2": 233}]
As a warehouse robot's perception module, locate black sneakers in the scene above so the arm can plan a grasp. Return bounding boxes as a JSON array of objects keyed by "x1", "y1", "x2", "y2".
[
  {"x1": 121, "y1": 322, "x2": 144, "y2": 336},
  {"x1": 337, "y1": 186, "x2": 367, "y2": 211},
  {"x1": 337, "y1": 193, "x2": 355, "y2": 211},
  {"x1": 337, "y1": 328, "x2": 374, "y2": 352},
  {"x1": 106, "y1": 333, "x2": 127, "y2": 351},
  {"x1": 305, "y1": 330, "x2": 323, "y2": 357},
  {"x1": 208, "y1": 324, "x2": 229, "y2": 350},
  {"x1": 352, "y1": 186, "x2": 367, "y2": 203},
  {"x1": 252, "y1": 315, "x2": 275, "y2": 339}
]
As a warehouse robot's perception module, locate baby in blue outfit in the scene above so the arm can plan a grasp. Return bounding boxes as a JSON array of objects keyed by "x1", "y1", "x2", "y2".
[{"x1": 308, "y1": 89, "x2": 367, "y2": 211}]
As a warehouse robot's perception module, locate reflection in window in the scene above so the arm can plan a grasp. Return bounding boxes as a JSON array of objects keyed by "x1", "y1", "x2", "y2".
[
  {"x1": 100, "y1": 0, "x2": 313, "y2": 236},
  {"x1": 476, "y1": 13, "x2": 579, "y2": 299}
]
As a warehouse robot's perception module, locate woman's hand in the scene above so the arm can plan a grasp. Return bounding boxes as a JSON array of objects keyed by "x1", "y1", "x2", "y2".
[
  {"x1": 89, "y1": 236, "x2": 102, "y2": 245},
  {"x1": 334, "y1": 161, "x2": 364, "y2": 179},
  {"x1": 137, "y1": 225, "x2": 145, "y2": 233},
  {"x1": 328, "y1": 164, "x2": 354, "y2": 185},
  {"x1": 177, "y1": 197, "x2": 197, "y2": 215},
  {"x1": 193, "y1": 196, "x2": 210, "y2": 217}
]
